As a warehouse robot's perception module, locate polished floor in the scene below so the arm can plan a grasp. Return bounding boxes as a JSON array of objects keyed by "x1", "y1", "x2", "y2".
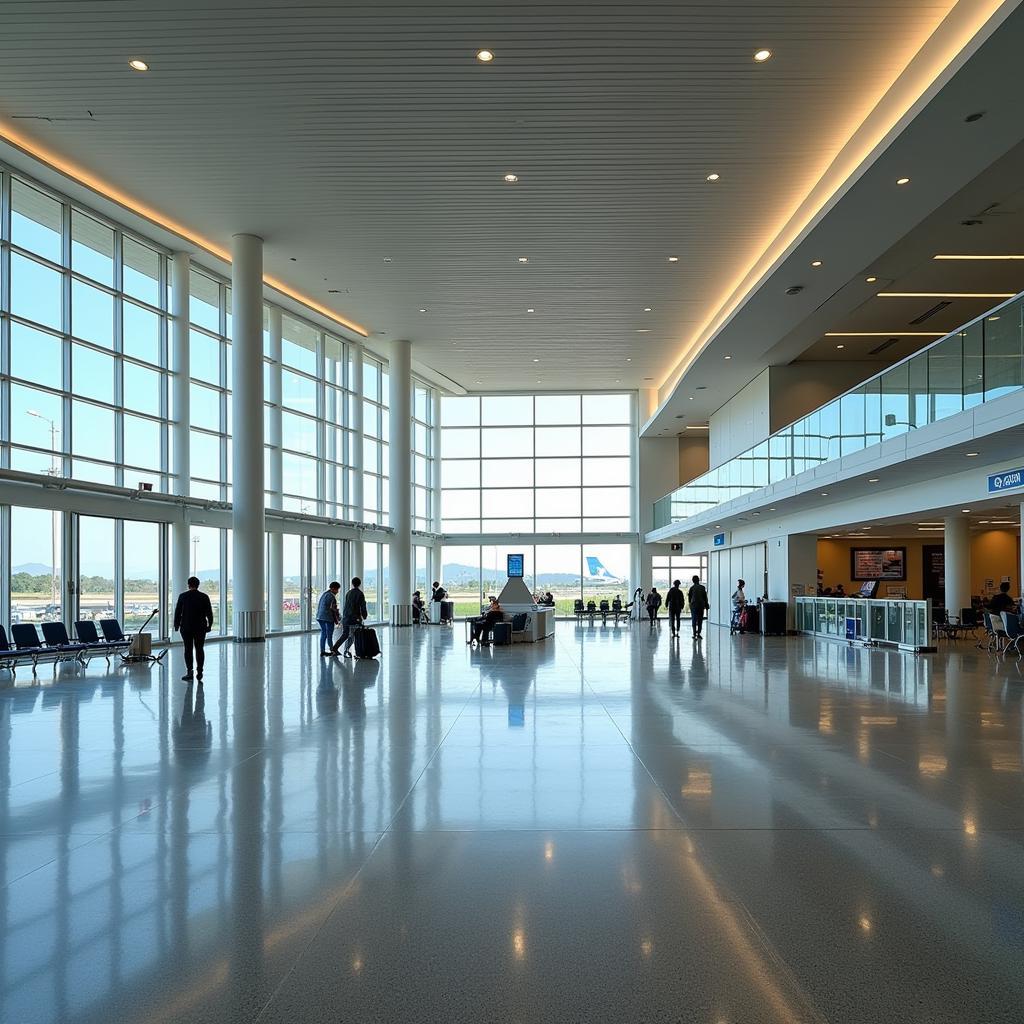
[{"x1": 1, "y1": 621, "x2": 1023, "y2": 1023}]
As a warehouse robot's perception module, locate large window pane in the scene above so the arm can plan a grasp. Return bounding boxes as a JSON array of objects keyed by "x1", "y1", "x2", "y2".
[
  {"x1": 12, "y1": 179, "x2": 63, "y2": 262},
  {"x1": 123, "y1": 362, "x2": 162, "y2": 416},
  {"x1": 583, "y1": 393, "x2": 631, "y2": 423},
  {"x1": 984, "y1": 302, "x2": 1024, "y2": 402},
  {"x1": 482, "y1": 395, "x2": 533, "y2": 425},
  {"x1": 282, "y1": 315, "x2": 319, "y2": 374},
  {"x1": 190, "y1": 330, "x2": 221, "y2": 384},
  {"x1": 441, "y1": 396, "x2": 479, "y2": 426},
  {"x1": 482, "y1": 458, "x2": 533, "y2": 488},
  {"x1": 123, "y1": 237, "x2": 161, "y2": 306},
  {"x1": 123, "y1": 414, "x2": 161, "y2": 470},
  {"x1": 71, "y1": 401, "x2": 114, "y2": 458},
  {"x1": 535, "y1": 545, "x2": 582, "y2": 615},
  {"x1": 71, "y1": 211, "x2": 114, "y2": 286},
  {"x1": 190, "y1": 429, "x2": 221, "y2": 482},
  {"x1": 71, "y1": 280, "x2": 114, "y2": 347},
  {"x1": 78, "y1": 516, "x2": 116, "y2": 622},
  {"x1": 11, "y1": 253, "x2": 62, "y2": 330},
  {"x1": 124, "y1": 300, "x2": 161, "y2": 364},
  {"x1": 123, "y1": 520, "x2": 161, "y2": 630},
  {"x1": 72, "y1": 343, "x2": 115, "y2": 404},
  {"x1": 536, "y1": 394, "x2": 580, "y2": 424},
  {"x1": 190, "y1": 273, "x2": 221, "y2": 331},
  {"x1": 536, "y1": 457, "x2": 581, "y2": 486},
  {"x1": 11, "y1": 505, "x2": 62, "y2": 624},
  {"x1": 441, "y1": 428, "x2": 479, "y2": 458},
  {"x1": 440, "y1": 545, "x2": 481, "y2": 616},
  {"x1": 583, "y1": 426, "x2": 630, "y2": 456},
  {"x1": 11, "y1": 322, "x2": 62, "y2": 386}
]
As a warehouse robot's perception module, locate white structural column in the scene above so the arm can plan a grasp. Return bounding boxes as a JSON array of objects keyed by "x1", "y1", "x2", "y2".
[
  {"x1": 230, "y1": 233, "x2": 266, "y2": 641},
  {"x1": 350, "y1": 343, "x2": 364, "y2": 582},
  {"x1": 170, "y1": 253, "x2": 191, "y2": 606},
  {"x1": 766, "y1": 533, "x2": 818, "y2": 629},
  {"x1": 944, "y1": 515, "x2": 971, "y2": 617},
  {"x1": 388, "y1": 339, "x2": 412, "y2": 624},
  {"x1": 430, "y1": 389, "x2": 442, "y2": 585},
  {"x1": 266, "y1": 307, "x2": 283, "y2": 631}
]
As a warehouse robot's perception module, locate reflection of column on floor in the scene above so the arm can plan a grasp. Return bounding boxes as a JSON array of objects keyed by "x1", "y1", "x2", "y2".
[
  {"x1": 388, "y1": 340, "x2": 412, "y2": 624},
  {"x1": 170, "y1": 253, "x2": 191, "y2": 611}
]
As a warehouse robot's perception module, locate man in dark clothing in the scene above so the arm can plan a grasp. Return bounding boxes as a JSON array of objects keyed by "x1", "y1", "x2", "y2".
[
  {"x1": 316, "y1": 582, "x2": 342, "y2": 656},
  {"x1": 988, "y1": 581, "x2": 1016, "y2": 617},
  {"x1": 646, "y1": 587, "x2": 662, "y2": 625},
  {"x1": 173, "y1": 576, "x2": 214, "y2": 682},
  {"x1": 688, "y1": 575, "x2": 709, "y2": 638},
  {"x1": 665, "y1": 580, "x2": 686, "y2": 637},
  {"x1": 430, "y1": 581, "x2": 446, "y2": 602},
  {"x1": 334, "y1": 577, "x2": 368, "y2": 657}
]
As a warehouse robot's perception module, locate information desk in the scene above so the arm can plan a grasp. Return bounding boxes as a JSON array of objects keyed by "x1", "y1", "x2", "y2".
[
  {"x1": 462, "y1": 607, "x2": 555, "y2": 644},
  {"x1": 794, "y1": 596, "x2": 934, "y2": 652}
]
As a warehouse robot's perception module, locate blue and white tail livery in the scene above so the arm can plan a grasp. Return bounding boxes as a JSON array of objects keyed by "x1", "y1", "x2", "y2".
[{"x1": 584, "y1": 556, "x2": 625, "y2": 584}]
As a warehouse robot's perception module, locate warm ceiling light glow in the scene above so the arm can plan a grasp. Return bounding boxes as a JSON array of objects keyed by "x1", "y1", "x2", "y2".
[
  {"x1": 128, "y1": 58, "x2": 149, "y2": 72},
  {"x1": 753, "y1": 48, "x2": 772, "y2": 62},
  {"x1": 835, "y1": 344, "x2": 845, "y2": 349},
  {"x1": 526, "y1": 307, "x2": 535, "y2": 313},
  {"x1": 643, "y1": 306, "x2": 652, "y2": 312},
  {"x1": 636, "y1": 329, "x2": 650, "y2": 333},
  {"x1": 961, "y1": 508, "x2": 971, "y2": 513},
  {"x1": 965, "y1": 452, "x2": 979, "y2": 457},
  {"x1": 532, "y1": 358, "x2": 540, "y2": 362},
  {"x1": 868, "y1": 477, "x2": 879, "y2": 483},
  {"x1": 724, "y1": 354, "x2": 732, "y2": 360},
  {"x1": 877, "y1": 291, "x2": 1013, "y2": 299},
  {"x1": 865, "y1": 276, "x2": 877, "y2": 283},
  {"x1": 811, "y1": 260, "x2": 822, "y2": 267},
  {"x1": 932, "y1": 254, "x2": 1024, "y2": 260},
  {"x1": 517, "y1": 256, "x2": 529, "y2": 263},
  {"x1": 706, "y1": 173, "x2": 720, "y2": 182},
  {"x1": 503, "y1": 173, "x2": 518, "y2": 183},
  {"x1": 668, "y1": 256, "x2": 679, "y2": 262},
  {"x1": 825, "y1": 331, "x2": 944, "y2": 337},
  {"x1": 821, "y1": 492, "x2": 829, "y2": 496},
  {"x1": 626, "y1": 357, "x2": 632, "y2": 362},
  {"x1": 419, "y1": 307, "x2": 427, "y2": 313},
  {"x1": 476, "y1": 49, "x2": 494, "y2": 62},
  {"x1": 896, "y1": 176, "x2": 911, "y2": 185}
]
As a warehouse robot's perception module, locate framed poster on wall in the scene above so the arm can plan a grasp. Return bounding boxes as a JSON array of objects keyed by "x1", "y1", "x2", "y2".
[{"x1": 851, "y1": 547, "x2": 907, "y2": 581}]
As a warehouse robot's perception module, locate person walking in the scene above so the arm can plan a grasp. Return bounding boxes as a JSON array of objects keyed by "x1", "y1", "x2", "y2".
[
  {"x1": 687, "y1": 575, "x2": 709, "y2": 638},
  {"x1": 173, "y1": 575, "x2": 214, "y2": 682},
  {"x1": 646, "y1": 586, "x2": 662, "y2": 626},
  {"x1": 731, "y1": 579, "x2": 747, "y2": 633},
  {"x1": 334, "y1": 577, "x2": 368, "y2": 657},
  {"x1": 316, "y1": 582, "x2": 342, "y2": 656},
  {"x1": 665, "y1": 580, "x2": 686, "y2": 637}
]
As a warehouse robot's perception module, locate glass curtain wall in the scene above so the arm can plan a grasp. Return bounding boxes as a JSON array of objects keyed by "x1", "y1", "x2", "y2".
[
  {"x1": 362, "y1": 356, "x2": 389, "y2": 527},
  {"x1": 412, "y1": 380, "x2": 436, "y2": 530},
  {"x1": 440, "y1": 393, "x2": 632, "y2": 533}
]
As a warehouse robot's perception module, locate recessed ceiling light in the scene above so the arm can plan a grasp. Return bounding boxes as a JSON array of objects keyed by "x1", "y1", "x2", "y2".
[
  {"x1": 517, "y1": 256, "x2": 529, "y2": 263},
  {"x1": 533, "y1": 358, "x2": 540, "y2": 362},
  {"x1": 825, "y1": 331, "x2": 944, "y2": 337},
  {"x1": 896, "y1": 177, "x2": 911, "y2": 185},
  {"x1": 865, "y1": 276, "x2": 877, "y2": 283},
  {"x1": 961, "y1": 509, "x2": 972, "y2": 513},
  {"x1": 668, "y1": 256, "x2": 679, "y2": 262},
  {"x1": 688, "y1": 396, "x2": 694, "y2": 401},
  {"x1": 475, "y1": 379, "x2": 482, "y2": 384},
  {"x1": 643, "y1": 307, "x2": 652, "y2": 312},
  {"x1": 706, "y1": 173, "x2": 720, "y2": 182},
  {"x1": 626, "y1": 357, "x2": 632, "y2": 362},
  {"x1": 419, "y1": 308, "x2": 427, "y2": 313},
  {"x1": 536, "y1": 380, "x2": 542, "y2": 384},
  {"x1": 128, "y1": 58, "x2": 149, "y2": 72},
  {"x1": 635, "y1": 329, "x2": 650, "y2": 333},
  {"x1": 933, "y1": 254, "x2": 1024, "y2": 261},
  {"x1": 868, "y1": 478, "x2": 879, "y2": 483},
  {"x1": 988, "y1": 316, "x2": 1000, "y2": 321},
  {"x1": 383, "y1": 257, "x2": 392, "y2": 263},
  {"x1": 615, "y1": 379, "x2": 620, "y2": 383},
  {"x1": 724, "y1": 354, "x2": 732, "y2": 360},
  {"x1": 965, "y1": 452, "x2": 979, "y2": 457},
  {"x1": 821, "y1": 492, "x2": 829, "y2": 496},
  {"x1": 476, "y1": 49, "x2": 494, "y2": 63},
  {"x1": 811, "y1": 260, "x2": 822, "y2": 267},
  {"x1": 753, "y1": 49, "x2": 772, "y2": 62},
  {"x1": 769, "y1": 507, "x2": 775, "y2": 511},
  {"x1": 503, "y1": 173, "x2": 518, "y2": 183},
  {"x1": 835, "y1": 344, "x2": 845, "y2": 349},
  {"x1": 527, "y1": 307, "x2": 535, "y2": 313}
]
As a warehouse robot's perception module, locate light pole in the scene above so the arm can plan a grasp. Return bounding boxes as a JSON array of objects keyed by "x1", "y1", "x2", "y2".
[
  {"x1": 191, "y1": 535, "x2": 200, "y2": 578},
  {"x1": 26, "y1": 410, "x2": 60, "y2": 611}
]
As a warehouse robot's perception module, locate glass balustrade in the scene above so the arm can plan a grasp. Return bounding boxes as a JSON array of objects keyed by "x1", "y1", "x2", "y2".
[{"x1": 653, "y1": 292, "x2": 1024, "y2": 529}]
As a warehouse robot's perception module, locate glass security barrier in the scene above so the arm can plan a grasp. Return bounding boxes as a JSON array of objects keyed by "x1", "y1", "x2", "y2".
[
  {"x1": 653, "y1": 292, "x2": 1024, "y2": 529},
  {"x1": 794, "y1": 597, "x2": 934, "y2": 652}
]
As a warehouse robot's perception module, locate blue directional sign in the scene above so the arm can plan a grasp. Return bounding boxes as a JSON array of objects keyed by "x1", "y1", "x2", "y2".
[
  {"x1": 988, "y1": 468, "x2": 1024, "y2": 494},
  {"x1": 713, "y1": 533, "x2": 726, "y2": 547}
]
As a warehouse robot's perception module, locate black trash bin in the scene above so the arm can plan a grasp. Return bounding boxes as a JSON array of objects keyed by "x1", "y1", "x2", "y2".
[{"x1": 759, "y1": 601, "x2": 788, "y2": 636}]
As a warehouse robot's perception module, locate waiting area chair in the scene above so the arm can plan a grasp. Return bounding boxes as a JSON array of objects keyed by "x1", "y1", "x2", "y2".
[
  {"x1": 1001, "y1": 611, "x2": 1024, "y2": 656},
  {"x1": 0, "y1": 625, "x2": 39, "y2": 676},
  {"x1": 985, "y1": 612, "x2": 1008, "y2": 653},
  {"x1": 11, "y1": 623, "x2": 76, "y2": 673},
  {"x1": 574, "y1": 599, "x2": 585, "y2": 623},
  {"x1": 75, "y1": 619, "x2": 131, "y2": 658},
  {"x1": 599, "y1": 599, "x2": 610, "y2": 625},
  {"x1": 41, "y1": 621, "x2": 96, "y2": 659}
]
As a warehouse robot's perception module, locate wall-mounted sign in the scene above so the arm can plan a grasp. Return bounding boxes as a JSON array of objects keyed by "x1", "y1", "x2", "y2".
[
  {"x1": 851, "y1": 546, "x2": 907, "y2": 581},
  {"x1": 713, "y1": 533, "x2": 726, "y2": 547},
  {"x1": 988, "y1": 467, "x2": 1024, "y2": 493}
]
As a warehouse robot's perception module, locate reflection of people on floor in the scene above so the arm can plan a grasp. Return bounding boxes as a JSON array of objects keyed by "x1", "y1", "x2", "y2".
[
  {"x1": 316, "y1": 659, "x2": 339, "y2": 716},
  {"x1": 172, "y1": 682, "x2": 213, "y2": 767}
]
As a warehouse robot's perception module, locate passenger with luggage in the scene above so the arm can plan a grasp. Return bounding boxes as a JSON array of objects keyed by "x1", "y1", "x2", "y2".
[
  {"x1": 412, "y1": 591, "x2": 428, "y2": 624},
  {"x1": 334, "y1": 577, "x2": 369, "y2": 657},
  {"x1": 468, "y1": 597, "x2": 503, "y2": 646},
  {"x1": 174, "y1": 575, "x2": 214, "y2": 682},
  {"x1": 665, "y1": 580, "x2": 686, "y2": 637},
  {"x1": 430, "y1": 581, "x2": 447, "y2": 602},
  {"x1": 730, "y1": 579, "x2": 747, "y2": 633},
  {"x1": 687, "y1": 575, "x2": 709, "y2": 638},
  {"x1": 646, "y1": 587, "x2": 662, "y2": 625},
  {"x1": 315, "y1": 581, "x2": 342, "y2": 656}
]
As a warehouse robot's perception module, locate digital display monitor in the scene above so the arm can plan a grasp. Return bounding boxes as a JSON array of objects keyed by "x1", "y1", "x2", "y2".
[
  {"x1": 857, "y1": 580, "x2": 880, "y2": 598},
  {"x1": 507, "y1": 553, "x2": 525, "y2": 578}
]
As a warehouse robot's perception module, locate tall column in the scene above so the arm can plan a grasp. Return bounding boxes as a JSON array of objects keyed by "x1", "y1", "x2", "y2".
[
  {"x1": 350, "y1": 343, "x2": 364, "y2": 582},
  {"x1": 430, "y1": 390, "x2": 442, "y2": 586},
  {"x1": 170, "y1": 253, "x2": 191, "y2": 608},
  {"x1": 266, "y1": 307, "x2": 283, "y2": 631},
  {"x1": 1020, "y1": 502, "x2": 1024, "y2": 603},
  {"x1": 388, "y1": 340, "x2": 412, "y2": 625},
  {"x1": 230, "y1": 233, "x2": 266, "y2": 641},
  {"x1": 943, "y1": 515, "x2": 971, "y2": 617},
  {"x1": 766, "y1": 533, "x2": 818, "y2": 629}
]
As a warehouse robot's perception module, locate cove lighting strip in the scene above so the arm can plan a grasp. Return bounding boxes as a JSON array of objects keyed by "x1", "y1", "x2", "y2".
[{"x1": 877, "y1": 291, "x2": 1014, "y2": 299}]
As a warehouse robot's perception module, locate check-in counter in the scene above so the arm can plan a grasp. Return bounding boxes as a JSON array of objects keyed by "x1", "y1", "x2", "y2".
[
  {"x1": 794, "y1": 596, "x2": 934, "y2": 652},
  {"x1": 499, "y1": 605, "x2": 555, "y2": 642}
]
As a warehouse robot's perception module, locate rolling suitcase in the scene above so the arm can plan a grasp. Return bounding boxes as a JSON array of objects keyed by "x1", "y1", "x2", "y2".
[
  {"x1": 739, "y1": 605, "x2": 759, "y2": 634},
  {"x1": 440, "y1": 600, "x2": 454, "y2": 625},
  {"x1": 490, "y1": 622, "x2": 512, "y2": 646},
  {"x1": 353, "y1": 626, "x2": 380, "y2": 659}
]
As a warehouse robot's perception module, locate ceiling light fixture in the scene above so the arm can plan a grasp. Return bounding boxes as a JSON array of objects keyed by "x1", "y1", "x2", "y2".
[
  {"x1": 668, "y1": 256, "x2": 679, "y2": 262},
  {"x1": 825, "y1": 331, "x2": 944, "y2": 338},
  {"x1": 961, "y1": 509, "x2": 972, "y2": 513},
  {"x1": 128, "y1": 58, "x2": 149, "y2": 72},
  {"x1": 868, "y1": 478, "x2": 879, "y2": 483},
  {"x1": 419, "y1": 308, "x2": 427, "y2": 313},
  {"x1": 896, "y1": 177, "x2": 911, "y2": 185},
  {"x1": 476, "y1": 49, "x2": 494, "y2": 62},
  {"x1": 877, "y1": 291, "x2": 1013, "y2": 299},
  {"x1": 503, "y1": 173, "x2": 518, "y2": 183},
  {"x1": 688, "y1": 396, "x2": 694, "y2": 401},
  {"x1": 753, "y1": 49, "x2": 772, "y2": 62},
  {"x1": 724, "y1": 354, "x2": 732, "y2": 360},
  {"x1": 517, "y1": 256, "x2": 529, "y2": 263},
  {"x1": 811, "y1": 260, "x2": 822, "y2": 267},
  {"x1": 532, "y1": 358, "x2": 540, "y2": 362},
  {"x1": 965, "y1": 452, "x2": 979, "y2": 457},
  {"x1": 643, "y1": 307, "x2": 652, "y2": 312},
  {"x1": 636, "y1": 329, "x2": 650, "y2": 333},
  {"x1": 988, "y1": 316, "x2": 1000, "y2": 321},
  {"x1": 821, "y1": 492, "x2": 829, "y2": 497},
  {"x1": 932, "y1": 254, "x2": 1024, "y2": 261},
  {"x1": 706, "y1": 173, "x2": 720, "y2": 182},
  {"x1": 527, "y1": 307, "x2": 535, "y2": 313},
  {"x1": 865, "y1": 276, "x2": 877, "y2": 283},
  {"x1": 835, "y1": 344, "x2": 845, "y2": 349}
]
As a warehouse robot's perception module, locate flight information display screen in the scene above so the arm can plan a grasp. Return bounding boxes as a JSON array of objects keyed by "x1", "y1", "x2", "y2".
[{"x1": 507, "y1": 553, "x2": 525, "y2": 578}]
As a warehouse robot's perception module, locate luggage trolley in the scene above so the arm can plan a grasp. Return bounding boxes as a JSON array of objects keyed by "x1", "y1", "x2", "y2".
[{"x1": 117, "y1": 609, "x2": 168, "y2": 664}]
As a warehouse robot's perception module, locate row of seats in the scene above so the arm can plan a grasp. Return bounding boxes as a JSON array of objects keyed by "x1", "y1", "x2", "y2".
[
  {"x1": 574, "y1": 599, "x2": 627, "y2": 624},
  {"x1": 984, "y1": 611, "x2": 1024, "y2": 655},
  {"x1": 0, "y1": 619, "x2": 134, "y2": 674}
]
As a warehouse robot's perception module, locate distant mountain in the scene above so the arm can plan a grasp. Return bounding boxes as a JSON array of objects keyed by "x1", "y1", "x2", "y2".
[
  {"x1": 441, "y1": 563, "x2": 584, "y2": 586},
  {"x1": 13, "y1": 563, "x2": 52, "y2": 575}
]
